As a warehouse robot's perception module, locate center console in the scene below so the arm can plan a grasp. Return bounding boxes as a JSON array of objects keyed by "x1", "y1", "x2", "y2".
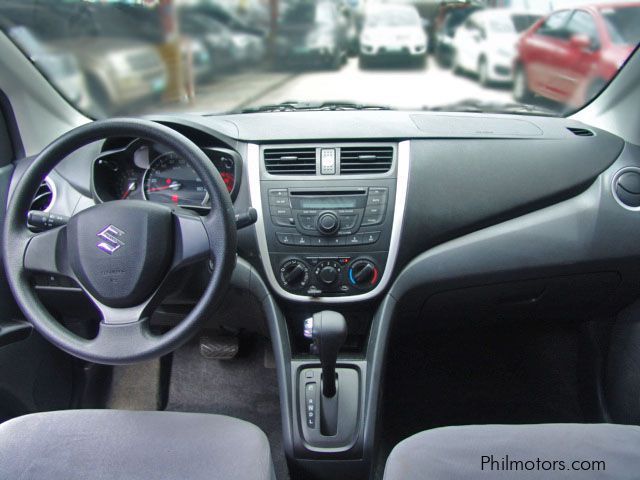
[
  {"x1": 245, "y1": 141, "x2": 410, "y2": 479},
  {"x1": 248, "y1": 142, "x2": 409, "y2": 302}
]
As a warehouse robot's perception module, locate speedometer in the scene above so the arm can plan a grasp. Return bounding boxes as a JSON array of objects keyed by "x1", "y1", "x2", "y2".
[{"x1": 143, "y1": 152, "x2": 209, "y2": 208}]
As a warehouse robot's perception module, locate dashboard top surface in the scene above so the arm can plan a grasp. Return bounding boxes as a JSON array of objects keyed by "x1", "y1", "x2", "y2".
[{"x1": 161, "y1": 110, "x2": 595, "y2": 142}]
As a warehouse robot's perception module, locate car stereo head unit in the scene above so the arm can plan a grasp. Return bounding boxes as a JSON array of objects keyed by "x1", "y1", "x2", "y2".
[{"x1": 270, "y1": 187, "x2": 388, "y2": 239}]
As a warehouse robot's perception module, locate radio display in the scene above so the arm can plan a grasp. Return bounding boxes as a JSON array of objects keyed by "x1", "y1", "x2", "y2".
[{"x1": 299, "y1": 197, "x2": 358, "y2": 209}]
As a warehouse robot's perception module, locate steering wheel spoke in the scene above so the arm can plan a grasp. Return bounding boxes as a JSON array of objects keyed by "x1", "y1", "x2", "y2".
[
  {"x1": 90, "y1": 318, "x2": 157, "y2": 361},
  {"x1": 24, "y1": 226, "x2": 75, "y2": 279},
  {"x1": 171, "y1": 211, "x2": 212, "y2": 271}
]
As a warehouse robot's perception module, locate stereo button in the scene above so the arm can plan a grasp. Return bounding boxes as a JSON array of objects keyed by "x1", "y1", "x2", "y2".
[
  {"x1": 310, "y1": 237, "x2": 324, "y2": 247},
  {"x1": 362, "y1": 231, "x2": 381, "y2": 244},
  {"x1": 325, "y1": 236, "x2": 346, "y2": 246},
  {"x1": 347, "y1": 234, "x2": 363, "y2": 245},
  {"x1": 276, "y1": 233, "x2": 294, "y2": 245},
  {"x1": 296, "y1": 235, "x2": 310, "y2": 246},
  {"x1": 272, "y1": 216, "x2": 295, "y2": 227},
  {"x1": 340, "y1": 215, "x2": 358, "y2": 230},
  {"x1": 298, "y1": 215, "x2": 316, "y2": 230},
  {"x1": 271, "y1": 206, "x2": 292, "y2": 217},
  {"x1": 269, "y1": 189, "x2": 288, "y2": 197},
  {"x1": 365, "y1": 206, "x2": 384, "y2": 216},
  {"x1": 362, "y1": 216, "x2": 383, "y2": 226},
  {"x1": 269, "y1": 196, "x2": 289, "y2": 206},
  {"x1": 362, "y1": 207, "x2": 385, "y2": 226}
]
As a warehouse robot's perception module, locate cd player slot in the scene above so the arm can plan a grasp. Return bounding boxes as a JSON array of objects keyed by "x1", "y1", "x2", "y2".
[{"x1": 289, "y1": 189, "x2": 367, "y2": 196}]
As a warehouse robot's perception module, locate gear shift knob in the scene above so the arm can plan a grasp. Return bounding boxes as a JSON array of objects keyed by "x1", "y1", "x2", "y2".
[{"x1": 304, "y1": 311, "x2": 347, "y2": 398}]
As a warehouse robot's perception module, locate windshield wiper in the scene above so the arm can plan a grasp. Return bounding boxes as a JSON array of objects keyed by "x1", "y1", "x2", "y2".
[
  {"x1": 423, "y1": 99, "x2": 557, "y2": 117},
  {"x1": 237, "y1": 101, "x2": 392, "y2": 113}
]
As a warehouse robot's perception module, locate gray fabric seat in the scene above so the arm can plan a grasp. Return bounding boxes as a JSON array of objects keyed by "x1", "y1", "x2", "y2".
[
  {"x1": 384, "y1": 423, "x2": 640, "y2": 479},
  {"x1": 0, "y1": 409, "x2": 274, "y2": 480}
]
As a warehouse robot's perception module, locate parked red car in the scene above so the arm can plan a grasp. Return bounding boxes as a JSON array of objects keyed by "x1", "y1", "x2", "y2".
[{"x1": 513, "y1": 2, "x2": 640, "y2": 108}]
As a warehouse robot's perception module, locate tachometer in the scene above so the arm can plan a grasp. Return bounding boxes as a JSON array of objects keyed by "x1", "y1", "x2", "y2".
[{"x1": 143, "y1": 152, "x2": 209, "y2": 208}]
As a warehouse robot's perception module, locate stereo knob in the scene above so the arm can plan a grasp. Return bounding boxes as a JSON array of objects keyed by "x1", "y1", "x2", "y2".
[
  {"x1": 280, "y1": 259, "x2": 309, "y2": 290},
  {"x1": 348, "y1": 260, "x2": 379, "y2": 288},
  {"x1": 317, "y1": 212, "x2": 340, "y2": 235}
]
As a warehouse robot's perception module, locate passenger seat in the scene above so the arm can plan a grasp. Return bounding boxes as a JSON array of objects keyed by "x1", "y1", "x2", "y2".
[{"x1": 384, "y1": 423, "x2": 640, "y2": 479}]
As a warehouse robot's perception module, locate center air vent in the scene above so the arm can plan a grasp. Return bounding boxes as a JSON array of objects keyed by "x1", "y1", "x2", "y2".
[
  {"x1": 264, "y1": 147, "x2": 316, "y2": 175},
  {"x1": 567, "y1": 127, "x2": 594, "y2": 137},
  {"x1": 340, "y1": 146, "x2": 393, "y2": 174},
  {"x1": 30, "y1": 178, "x2": 54, "y2": 212}
]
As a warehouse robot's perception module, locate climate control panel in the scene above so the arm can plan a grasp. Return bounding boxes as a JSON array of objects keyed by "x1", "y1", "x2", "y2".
[{"x1": 276, "y1": 256, "x2": 381, "y2": 296}]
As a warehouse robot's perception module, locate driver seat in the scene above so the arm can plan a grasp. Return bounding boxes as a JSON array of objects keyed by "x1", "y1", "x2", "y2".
[{"x1": 0, "y1": 409, "x2": 275, "y2": 480}]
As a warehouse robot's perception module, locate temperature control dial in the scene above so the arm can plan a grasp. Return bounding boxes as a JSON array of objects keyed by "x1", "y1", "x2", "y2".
[
  {"x1": 279, "y1": 259, "x2": 310, "y2": 290},
  {"x1": 348, "y1": 259, "x2": 379, "y2": 289}
]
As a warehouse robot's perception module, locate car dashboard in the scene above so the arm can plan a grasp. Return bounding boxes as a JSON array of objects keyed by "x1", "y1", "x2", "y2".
[{"x1": 23, "y1": 110, "x2": 640, "y2": 311}]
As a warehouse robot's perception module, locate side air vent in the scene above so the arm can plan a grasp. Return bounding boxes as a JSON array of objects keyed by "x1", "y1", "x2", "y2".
[
  {"x1": 264, "y1": 147, "x2": 316, "y2": 175},
  {"x1": 613, "y1": 168, "x2": 640, "y2": 209},
  {"x1": 340, "y1": 146, "x2": 393, "y2": 174},
  {"x1": 567, "y1": 127, "x2": 594, "y2": 137},
  {"x1": 30, "y1": 178, "x2": 55, "y2": 212}
]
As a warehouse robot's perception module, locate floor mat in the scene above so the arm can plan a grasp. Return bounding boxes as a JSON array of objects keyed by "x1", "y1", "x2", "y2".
[
  {"x1": 166, "y1": 335, "x2": 289, "y2": 480},
  {"x1": 375, "y1": 319, "x2": 586, "y2": 479},
  {"x1": 106, "y1": 360, "x2": 161, "y2": 411}
]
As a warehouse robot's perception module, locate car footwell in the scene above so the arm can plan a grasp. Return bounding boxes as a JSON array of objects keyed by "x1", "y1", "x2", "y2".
[{"x1": 165, "y1": 335, "x2": 289, "y2": 480}]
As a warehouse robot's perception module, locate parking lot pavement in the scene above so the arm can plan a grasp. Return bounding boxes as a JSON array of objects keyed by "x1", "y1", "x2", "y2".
[
  {"x1": 153, "y1": 56, "x2": 515, "y2": 115},
  {"x1": 241, "y1": 56, "x2": 514, "y2": 111},
  {"x1": 151, "y1": 70, "x2": 298, "y2": 115}
]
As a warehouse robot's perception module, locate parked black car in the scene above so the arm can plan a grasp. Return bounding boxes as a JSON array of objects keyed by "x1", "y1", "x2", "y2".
[{"x1": 275, "y1": 1, "x2": 349, "y2": 70}]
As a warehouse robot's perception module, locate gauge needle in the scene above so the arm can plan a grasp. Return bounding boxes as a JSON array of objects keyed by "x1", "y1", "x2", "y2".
[
  {"x1": 148, "y1": 182, "x2": 182, "y2": 193},
  {"x1": 121, "y1": 181, "x2": 137, "y2": 199}
]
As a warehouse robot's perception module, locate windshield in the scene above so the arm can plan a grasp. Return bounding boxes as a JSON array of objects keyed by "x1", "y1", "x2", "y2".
[{"x1": 0, "y1": 0, "x2": 638, "y2": 118}]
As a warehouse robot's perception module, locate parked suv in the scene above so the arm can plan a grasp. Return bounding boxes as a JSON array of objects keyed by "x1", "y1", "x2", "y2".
[{"x1": 514, "y1": 2, "x2": 640, "y2": 107}]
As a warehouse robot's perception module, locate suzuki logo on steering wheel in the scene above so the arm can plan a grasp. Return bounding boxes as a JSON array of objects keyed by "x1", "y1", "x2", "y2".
[{"x1": 96, "y1": 225, "x2": 125, "y2": 254}]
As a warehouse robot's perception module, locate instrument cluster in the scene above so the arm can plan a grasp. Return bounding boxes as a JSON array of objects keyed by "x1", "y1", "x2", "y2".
[{"x1": 93, "y1": 139, "x2": 240, "y2": 211}]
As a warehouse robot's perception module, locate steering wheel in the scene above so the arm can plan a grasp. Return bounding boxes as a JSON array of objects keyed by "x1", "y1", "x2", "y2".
[{"x1": 2, "y1": 119, "x2": 237, "y2": 365}]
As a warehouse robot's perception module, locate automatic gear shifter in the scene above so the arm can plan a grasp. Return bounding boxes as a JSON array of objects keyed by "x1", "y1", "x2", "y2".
[{"x1": 304, "y1": 311, "x2": 347, "y2": 398}]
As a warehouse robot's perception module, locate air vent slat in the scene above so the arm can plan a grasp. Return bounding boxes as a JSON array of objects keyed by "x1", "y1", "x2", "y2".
[
  {"x1": 264, "y1": 147, "x2": 316, "y2": 175},
  {"x1": 567, "y1": 127, "x2": 594, "y2": 137},
  {"x1": 340, "y1": 146, "x2": 393, "y2": 174},
  {"x1": 30, "y1": 179, "x2": 54, "y2": 212}
]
